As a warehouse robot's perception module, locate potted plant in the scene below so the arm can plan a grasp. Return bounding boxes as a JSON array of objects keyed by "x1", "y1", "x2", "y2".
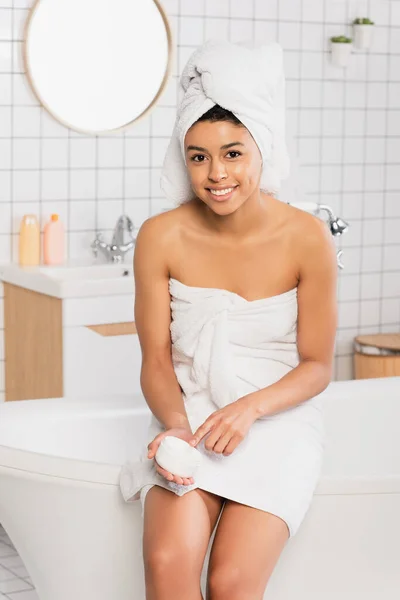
[
  {"x1": 330, "y1": 35, "x2": 353, "y2": 68},
  {"x1": 353, "y1": 17, "x2": 375, "y2": 49}
]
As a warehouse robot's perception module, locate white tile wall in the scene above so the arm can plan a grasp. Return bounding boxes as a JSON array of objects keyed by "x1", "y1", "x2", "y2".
[{"x1": 0, "y1": 0, "x2": 399, "y2": 401}]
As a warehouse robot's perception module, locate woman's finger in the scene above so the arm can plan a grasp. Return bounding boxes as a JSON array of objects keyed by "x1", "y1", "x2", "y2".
[
  {"x1": 222, "y1": 434, "x2": 241, "y2": 456},
  {"x1": 147, "y1": 442, "x2": 156, "y2": 457},
  {"x1": 190, "y1": 420, "x2": 214, "y2": 446},
  {"x1": 147, "y1": 433, "x2": 165, "y2": 457},
  {"x1": 154, "y1": 461, "x2": 181, "y2": 484},
  {"x1": 155, "y1": 462, "x2": 173, "y2": 480},
  {"x1": 169, "y1": 473, "x2": 184, "y2": 485},
  {"x1": 213, "y1": 429, "x2": 233, "y2": 454},
  {"x1": 155, "y1": 461, "x2": 193, "y2": 486},
  {"x1": 182, "y1": 477, "x2": 194, "y2": 485},
  {"x1": 203, "y1": 425, "x2": 224, "y2": 451}
]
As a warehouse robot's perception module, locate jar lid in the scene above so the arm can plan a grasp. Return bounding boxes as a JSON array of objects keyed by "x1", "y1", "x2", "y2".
[{"x1": 354, "y1": 334, "x2": 400, "y2": 356}]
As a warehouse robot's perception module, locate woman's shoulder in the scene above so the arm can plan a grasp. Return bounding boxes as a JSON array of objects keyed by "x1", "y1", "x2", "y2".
[
  {"x1": 135, "y1": 202, "x2": 195, "y2": 248},
  {"x1": 277, "y1": 200, "x2": 330, "y2": 240},
  {"x1": 280, "y1": 201, "x2": 337, "y2": 270}
]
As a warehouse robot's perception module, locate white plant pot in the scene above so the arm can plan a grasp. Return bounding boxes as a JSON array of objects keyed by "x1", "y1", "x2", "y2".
[
  {"x1": 353, "y1": 24, "x2": 374, "y2": 50},
  {"x1": 330, "y1": 42, "x2": 352, "y2": 68}
]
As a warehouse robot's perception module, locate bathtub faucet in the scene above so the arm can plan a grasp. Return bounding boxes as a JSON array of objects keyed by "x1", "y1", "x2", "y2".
[
  {"x1": 91, "y1": 215, "x2": 136, "y2": 263},
  {"x1": 288, "y1": 201, "x2": 349, "y2": 269},
  {"x1": 318, "y1": 204, "x2": 349, "y2": 237}
]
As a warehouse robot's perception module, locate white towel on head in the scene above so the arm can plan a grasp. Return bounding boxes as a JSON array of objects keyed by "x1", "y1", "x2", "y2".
[{"x1": 160, "y1": 39, "x2": 290, "y2": 206}]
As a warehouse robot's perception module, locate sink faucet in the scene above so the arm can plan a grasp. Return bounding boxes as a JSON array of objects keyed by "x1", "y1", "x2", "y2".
[{"x1": 91, "y1": 215, "x2": 136, "y2": 263}]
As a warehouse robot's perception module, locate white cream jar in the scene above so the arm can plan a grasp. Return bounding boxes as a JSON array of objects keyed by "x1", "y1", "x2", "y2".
[{"x1": 155, "y1": 436, "x2": 203, "y2": 478}]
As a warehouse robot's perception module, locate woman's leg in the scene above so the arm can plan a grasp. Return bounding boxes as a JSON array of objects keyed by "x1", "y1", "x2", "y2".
[
  {"x1": 143, "y1": 485, "x2": 225, "y2": 600},
  {"x1": 206, "y1": 499, "x2": 290, "y2": 600}
]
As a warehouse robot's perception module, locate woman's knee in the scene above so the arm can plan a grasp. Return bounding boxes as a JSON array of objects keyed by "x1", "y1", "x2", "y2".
[
  {"x1": 143, "y1": 486, "x2": 222, "y2": 581},
  {"x1": 144, "y1": 546, "x2": 190, "y2": 578},
  {"x1": 144, "y1": 534, "x2": 207, "y2": 593},
  {"x1": 207, "y1": 566, "x2": 261, "y2": 600},
  {"x1": 144, "y1": 548, "x2": 204, "y2": 600}
]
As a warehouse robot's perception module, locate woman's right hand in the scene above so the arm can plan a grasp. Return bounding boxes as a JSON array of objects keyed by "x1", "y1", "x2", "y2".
[{"x1": 147, "y1": 427, "x2": 196, "y2": 486}]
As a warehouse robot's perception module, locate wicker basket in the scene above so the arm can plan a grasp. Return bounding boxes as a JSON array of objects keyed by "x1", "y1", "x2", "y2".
[{"x1": 354, "y1": 334, "x2": 400, "y2": 379}]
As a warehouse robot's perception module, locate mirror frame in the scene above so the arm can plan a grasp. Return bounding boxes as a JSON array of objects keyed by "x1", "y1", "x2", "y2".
[{"x1": 22, "y1": 0, "x2": 174, "y2": 135}]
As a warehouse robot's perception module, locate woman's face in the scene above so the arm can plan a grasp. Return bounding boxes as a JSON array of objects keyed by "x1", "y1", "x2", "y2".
[{"x1": 184, "y1": 119, "x2": 263, "y2": 214}]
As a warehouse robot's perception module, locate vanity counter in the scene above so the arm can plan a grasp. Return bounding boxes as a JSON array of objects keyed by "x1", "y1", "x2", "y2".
[{"x1": 0, "y1": 260, "x2": 134, "y2": 299}]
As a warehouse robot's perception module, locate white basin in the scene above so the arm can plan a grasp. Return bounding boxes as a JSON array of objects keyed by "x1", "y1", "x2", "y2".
[
  {"x1": 0, "y1": 261, "x2": 134, "y2": 298},
  {"x1": 37, "y1": 264, "x2": 133, "y2": 281}
]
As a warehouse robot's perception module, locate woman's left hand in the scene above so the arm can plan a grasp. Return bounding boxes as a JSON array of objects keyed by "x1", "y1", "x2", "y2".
[{"x1": 188, "y1": 396, "x2": 258, "y2": 456}]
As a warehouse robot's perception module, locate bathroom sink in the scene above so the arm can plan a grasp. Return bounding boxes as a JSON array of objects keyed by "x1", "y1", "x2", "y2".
[
  {"x1": 37, "y1": 264, "x2": 133, "y2": 281},
  {"x1": 0, "y1": 261, "x2": 134, "y2": 298}
]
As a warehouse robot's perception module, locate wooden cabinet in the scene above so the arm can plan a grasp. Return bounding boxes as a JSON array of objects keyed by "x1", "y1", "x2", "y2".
[{"x1": 3, "y1": 283, "x2": 141, "y2": 401}]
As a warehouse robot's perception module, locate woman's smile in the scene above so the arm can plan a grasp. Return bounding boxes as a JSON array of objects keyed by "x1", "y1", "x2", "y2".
[{"x1": 206, "y1": 185, "x2": 239, "y2": 201}]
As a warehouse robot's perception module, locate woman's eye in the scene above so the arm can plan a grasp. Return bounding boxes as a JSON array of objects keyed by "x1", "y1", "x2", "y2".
[{"x1": 191, "y1": 150, "x2": 241, "y2": 162}]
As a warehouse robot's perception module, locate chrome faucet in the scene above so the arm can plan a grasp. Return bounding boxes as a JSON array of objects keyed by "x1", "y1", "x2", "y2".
[
  {"x1": 317, "y1": 204, "x2": 349, "y2": 236},
  {"x1": 287, "y1": 201, "x2": 350, "y2": 269},
  {"x1": 91, "y1": 215, "x2": 136, "y2": 263}
]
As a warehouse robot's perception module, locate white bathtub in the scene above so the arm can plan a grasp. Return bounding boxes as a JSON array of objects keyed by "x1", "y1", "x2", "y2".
[{"x1": 0, "y1": 377, "x2": 399, "y2": 600}]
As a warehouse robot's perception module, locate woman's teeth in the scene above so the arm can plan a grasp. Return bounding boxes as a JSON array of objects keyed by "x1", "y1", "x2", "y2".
[{"x1": 209, "y1": 187, "x2": 235, "y2": 196}]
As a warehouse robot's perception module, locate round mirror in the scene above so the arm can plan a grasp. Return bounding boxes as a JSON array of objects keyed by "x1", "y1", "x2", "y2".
[{"x1": 23, "y1": 0, "x2": 172, "y2": 134}]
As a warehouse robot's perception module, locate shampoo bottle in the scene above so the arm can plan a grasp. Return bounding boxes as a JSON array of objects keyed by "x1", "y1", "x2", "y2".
[
  {"x1": 19, "y1": 214, "x2": 40, "y2": 266},
  {"x1": 43, "y1": 214, "x2": 65, "y2": 265}
]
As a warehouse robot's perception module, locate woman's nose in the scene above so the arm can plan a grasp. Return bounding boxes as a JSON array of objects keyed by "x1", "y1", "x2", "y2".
[{"x1": 208, "y1": 160, "x2": 228, "y2": 182}]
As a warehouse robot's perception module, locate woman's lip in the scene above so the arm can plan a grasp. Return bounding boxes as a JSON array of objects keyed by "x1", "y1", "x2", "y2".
[{"x1": 206, "y1": 186, "x2": 238, "y2": 201}]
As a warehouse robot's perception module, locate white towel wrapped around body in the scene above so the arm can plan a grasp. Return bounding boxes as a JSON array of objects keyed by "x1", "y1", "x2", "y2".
[
  {"x1": 160, "y1": 39, "x2": 290, "y2": 205},
  {"x1": 119, "y1": 278, "x2": 326, "y2": 538},
  {"x1": 119, "y1": 40, "x2": 325, "y2": 538}
]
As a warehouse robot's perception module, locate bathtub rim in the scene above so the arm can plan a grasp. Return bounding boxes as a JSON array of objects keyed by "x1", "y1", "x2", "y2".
[
  {"x1": 0, "y1": 377, "x2": 399, "y2": 493},
  {"x1": 0, "y1": 442, "x2": 399, "y2": 495}
]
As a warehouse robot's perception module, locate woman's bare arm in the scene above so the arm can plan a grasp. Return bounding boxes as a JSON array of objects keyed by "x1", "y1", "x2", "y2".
[{"x1": 134, "y1": 215, "x2": 191, "y2": 431}]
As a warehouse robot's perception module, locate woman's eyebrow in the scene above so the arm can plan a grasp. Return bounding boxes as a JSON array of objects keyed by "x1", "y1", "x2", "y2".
[{"x1": 186, "y1": 141, "x2": 245, "y2": 152}]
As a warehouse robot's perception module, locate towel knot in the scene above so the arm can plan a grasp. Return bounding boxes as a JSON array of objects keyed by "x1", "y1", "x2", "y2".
[{"x1": 189, "y1": 299, "x2": 238, "y2": 409}]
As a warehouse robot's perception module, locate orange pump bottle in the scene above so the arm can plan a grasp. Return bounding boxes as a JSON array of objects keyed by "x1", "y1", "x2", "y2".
[
  {"x1": 19, "y1": 214, "x2": 40, "y2": 266},
  {"x1": 43, "y1": 214, "x2": 65, "y2": 265}
]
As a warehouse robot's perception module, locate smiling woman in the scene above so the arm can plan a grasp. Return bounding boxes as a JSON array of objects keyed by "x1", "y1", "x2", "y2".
[{"x1": 120, "y1": 39, "x2": 338, "y2": 600}]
